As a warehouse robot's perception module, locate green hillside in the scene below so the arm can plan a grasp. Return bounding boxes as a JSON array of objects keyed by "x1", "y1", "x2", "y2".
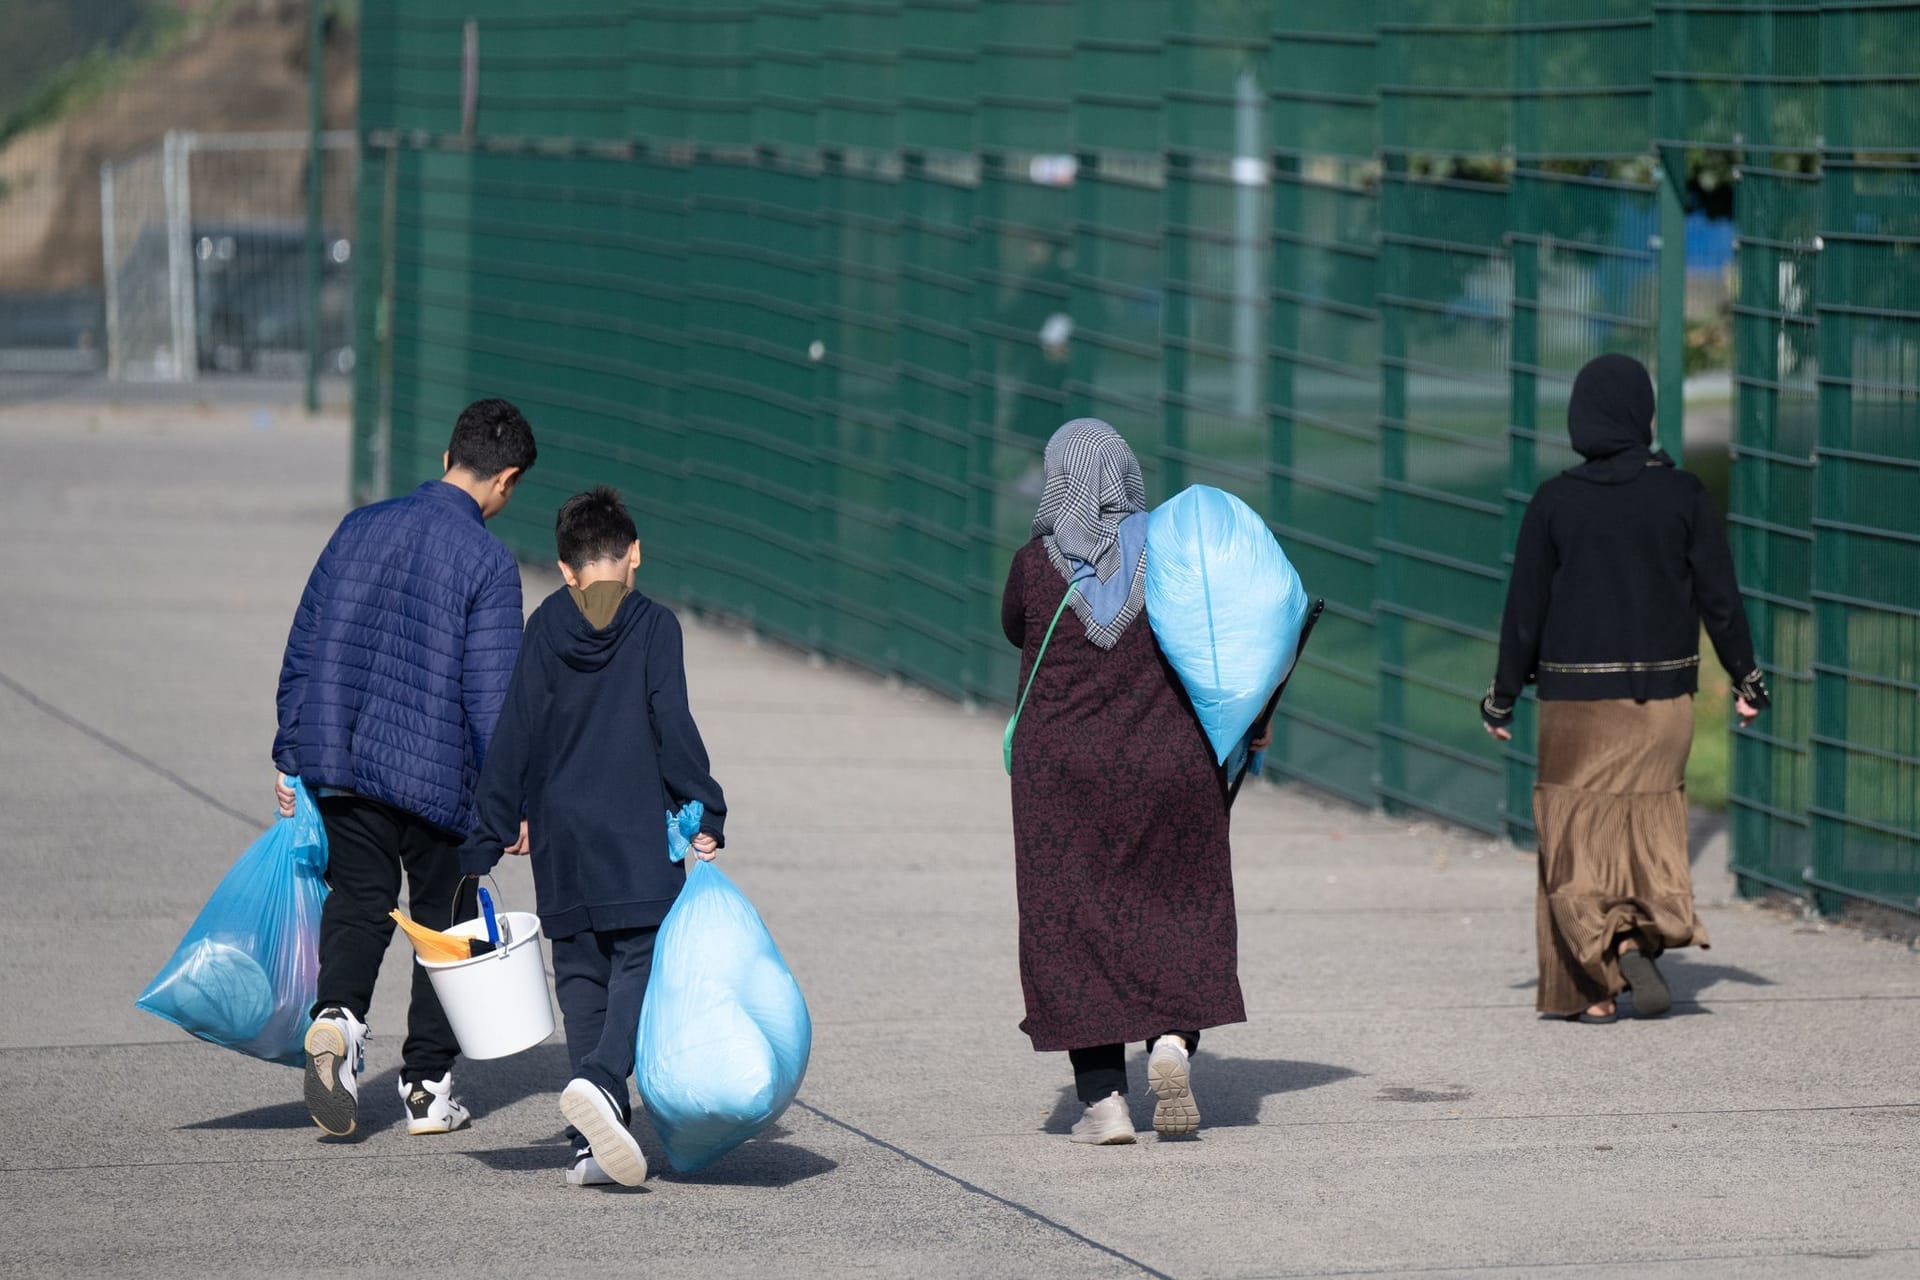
[{"x1": 0, "y1": 1, "x2": 181, "y2": 142}]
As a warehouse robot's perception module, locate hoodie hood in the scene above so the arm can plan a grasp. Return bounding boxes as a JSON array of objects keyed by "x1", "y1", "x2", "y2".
[
  {"x1": 538, "y1": 585, "x2": 651, "y2": 672},
  {"x1": 569, "y1": 579, "x2": 631, "y2": 630},
  {"x1": 1565, "y1": 353, "x2": 1672, "y2": 483}
]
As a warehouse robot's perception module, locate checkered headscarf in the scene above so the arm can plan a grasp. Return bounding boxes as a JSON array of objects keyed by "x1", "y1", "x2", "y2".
[{"x1": 1031, "y1": 418, "x2": 1149, "y2": 648}]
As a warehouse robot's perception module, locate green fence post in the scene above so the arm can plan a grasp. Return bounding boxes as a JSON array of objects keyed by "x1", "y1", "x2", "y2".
[
  {"x1": 1505, "y1": 10, "x2": 1537, "y2": 847},
  {"x1": 305, "y1": 0, "x2": 326, "y2": 414},
  {"x1": 1162, "y1": 152, "x2": 1190, "y2": 495},
  {"x1": 1505, "y1": 173, "x2": 1538, "y2": 847},
  {"x1": 1268, "y1": 153, "x2": 1299, "y2": 540},
  {"x1": 1655, "y1": 145, "x2": 1686, "y2": 458}
]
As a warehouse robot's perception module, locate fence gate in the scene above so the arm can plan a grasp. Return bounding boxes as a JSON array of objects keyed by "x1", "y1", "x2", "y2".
[{"x1": 101, "y1": 130, "x2": 357, "y2": 380}]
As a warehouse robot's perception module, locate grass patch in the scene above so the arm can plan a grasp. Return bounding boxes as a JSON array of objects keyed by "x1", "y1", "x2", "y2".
[
  {"x1": 0, "y1": 0, "x2": 197, "y2": 152},
  {"x1": 1683, "y1": 438, "x2": 1731, "y2": 520},
  {"x1": 1688, "y1": 629, "x2": 1732, "y2": 811},
  {"x1": 1683, "y1": 438, "x2": 1734, "y2": 810}
]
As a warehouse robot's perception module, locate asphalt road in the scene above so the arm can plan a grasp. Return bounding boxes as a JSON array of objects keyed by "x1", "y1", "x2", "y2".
[{"x1": 1, "y1": 393, "x2": 1915, "y2": 1279}]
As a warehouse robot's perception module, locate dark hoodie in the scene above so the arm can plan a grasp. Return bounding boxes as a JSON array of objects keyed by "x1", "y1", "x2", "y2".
[
  {"x1": 459, "y1": 584, "x2": 727, "y2": 937},
  {"x1": 1485, "y1": 355, "x2": 1768, "y2": 723}
]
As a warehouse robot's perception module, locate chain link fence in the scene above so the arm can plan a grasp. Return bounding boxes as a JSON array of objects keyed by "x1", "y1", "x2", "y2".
[
  {"x1": 352, "y1": 0, "x2": 1920, "y2": 917},
  {"x1": 0, "y1": 128, "x2": 107, "y2": 372},
  {"x1": 101, "y1": 130, "x2": 357, "y2": 380}
]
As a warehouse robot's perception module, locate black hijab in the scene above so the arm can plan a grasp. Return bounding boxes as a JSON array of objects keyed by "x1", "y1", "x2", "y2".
[{"x1": 1565, "y1": 353, "x2": 1673, "y2": 484}]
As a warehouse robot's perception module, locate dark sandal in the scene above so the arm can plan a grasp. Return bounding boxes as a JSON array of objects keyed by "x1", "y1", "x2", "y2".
[
  {"x1": 1619, "y1": 949, "x2": 1672, "y2": 1018},
  {"x1": 1565, "y1": 1011, "x2": 1617, "y2": 1025}
]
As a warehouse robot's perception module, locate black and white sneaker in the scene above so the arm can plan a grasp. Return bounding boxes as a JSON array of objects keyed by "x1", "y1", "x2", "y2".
[
  {"x1": 303, "y1": 1006, "x2": 367, "y2": 1137},
  {"x1": 558, "y1": 1078, "x2": 647, "y2": 1186},
  {"x1": 400, "y1": 1071, "x2": 472, "y2": 1135},
  {"x1": 566, "y1": 1143, "x2": 615, "y2": 1187}
]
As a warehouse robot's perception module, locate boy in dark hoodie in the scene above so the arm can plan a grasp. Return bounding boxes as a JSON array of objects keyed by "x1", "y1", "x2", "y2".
[{"x1": 460, "y1": 486, "x2": 726, "y2": 1188}]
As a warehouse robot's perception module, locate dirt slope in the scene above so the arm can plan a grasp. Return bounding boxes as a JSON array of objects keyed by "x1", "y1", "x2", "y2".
[{"x1": 0, "y1": 2, "x2": 356, "y2": 292}]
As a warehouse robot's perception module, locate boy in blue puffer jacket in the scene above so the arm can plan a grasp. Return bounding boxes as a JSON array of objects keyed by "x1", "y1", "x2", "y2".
[{"x1": 272, "y1": 398, "x2": 536, "y2": 1139}]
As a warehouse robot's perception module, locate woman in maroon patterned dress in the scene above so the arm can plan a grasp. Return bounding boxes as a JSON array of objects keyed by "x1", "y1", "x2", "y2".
[{"x1": 1001, "y1": 419, "x2": 1249, "y2": 1145}]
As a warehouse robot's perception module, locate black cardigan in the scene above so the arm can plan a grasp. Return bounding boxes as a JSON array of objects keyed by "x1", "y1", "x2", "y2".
[{"x1": 1484, "y1": 459, "x2": 1768, "y2": 724}]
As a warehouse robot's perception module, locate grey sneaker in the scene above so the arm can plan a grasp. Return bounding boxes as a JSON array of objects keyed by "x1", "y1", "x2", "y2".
[
  {"x1": 559, "y1": 1078, "x2": 647, "y2": 1185},
  {"x1": 303, "y1": 1006, "x2": 367, "y2": 1137},
  {"x1": 1069, "y1": 1092, "x2": 1136, "y2": 1145},
  {"x1": 1147, "y1": 1038, "x2": 1200, "y2": 1137}
]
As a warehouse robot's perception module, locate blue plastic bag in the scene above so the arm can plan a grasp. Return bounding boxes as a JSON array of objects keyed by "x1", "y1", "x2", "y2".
[
  {"x1": 136, "y1": 777, "x2": 328, "y2": 1066},
  {"x1": 637, "y1": 802, "x2": 811, "y2": 1173},
  {"x1": 1145, "y1": 485, "x2": 1311, "y2": 766}
]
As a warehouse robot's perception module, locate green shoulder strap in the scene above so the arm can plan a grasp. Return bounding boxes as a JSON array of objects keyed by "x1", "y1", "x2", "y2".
[{"x1": 1004, "y1": 581, "x2": 1078, "y2": 775}]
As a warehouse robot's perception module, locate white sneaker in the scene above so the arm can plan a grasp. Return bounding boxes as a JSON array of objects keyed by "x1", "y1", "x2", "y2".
[
  {"x1": 303, "y1": 1006, "x2": 367, "y2": 1137},
  {"x1": 400, "y1": 1071, "x2": 472, "y2": 1135},
  {"x1": 566, "y1": 1143, "x2": 616, "y2": 1188},
  {"x1": 1069, "y1": 1091, "x2": 1137, "y2": 1145},
  {"x1": 1147, "y1": 1037, "x2": 1200, "y2": 1137},
  {"x1": 559, "y1": 1078, "x2": 648, "y2": 1186}
]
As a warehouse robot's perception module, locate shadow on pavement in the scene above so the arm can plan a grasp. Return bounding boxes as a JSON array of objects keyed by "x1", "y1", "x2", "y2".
[
  {"x1": 1689, "y1": 809, "x2": 1729, "y2": 866},
  {"x1": 463, "y1": 1115, "x2": 835, "y2": 1189},
  {"x1": 655, "y1": 1141, "x2": 838, "y2": 1188},
  {"x1": 462, "y1": 1145, "x2": 653, "y2": 1194},
  {"x1": 456, "y1": 1043, "x2": 577, "y2": 1117},
  {"x1": 1512, "y1": 955, "x2": 1770, "y2": 1004},
  {"x1": 1658, "y1": 953, "x2": 1774, "y2": 1002},
  {"x1": 1582, "y1": 954, "x2": 1773, "y2": 1018},
  {"x1": 180, "y1": 1100, "x2": 325, "y2": 1132},
  {"x1": 181, "y1": 1067, "x2": 404, "y2": 1138},
  {"x1": 182, "y1": 1044, "x2": 582, "y2": 1140},
  {"x1": 640, "y1": 1119, "x2": 838, "y2": 1189},
  {"x1": 1044, "y1": 1055, "x2": 1359, "y2": 1134}
]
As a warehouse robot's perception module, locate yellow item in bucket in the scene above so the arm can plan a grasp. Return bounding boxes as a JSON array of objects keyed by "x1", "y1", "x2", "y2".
[{"x1": 390, "y1": 910, "x2": 475, "y2": 963}]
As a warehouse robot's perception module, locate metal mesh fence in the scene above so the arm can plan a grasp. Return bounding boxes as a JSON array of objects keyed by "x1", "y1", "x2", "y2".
[
  {"x1": 1656, "y1": 1, "x2": 1920, "y2": 910},
  {"x1": 0, "y1": 128, "x2": 108, "y2": 370},
  {"x1": 1656, "y1": 0, "x2": 1823, "y2": 898},
  {"x1": 354, "y1": 1, "x2": 1920, "y2": 914},
  {"x1": 1376, "y1": 15, "x2": 1517, "y2": 834},
  {"x1": 101, "y1": 130, "x2": 357, "y2": 381},
  {"x1": 101, "y1": 140, "x2": 181, "y2": 379},
  {"x1": 1267, "y1": 13, "x2": 1381, "y2": 808},
  {"x1": 1808, "y1": 2, "x2": 1920, "y2": 912}
]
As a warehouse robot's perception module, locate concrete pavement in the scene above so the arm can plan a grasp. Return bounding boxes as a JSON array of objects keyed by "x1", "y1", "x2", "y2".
[{"x1": 1, "y1": 393, "x2": 1917, "y2": 1279}]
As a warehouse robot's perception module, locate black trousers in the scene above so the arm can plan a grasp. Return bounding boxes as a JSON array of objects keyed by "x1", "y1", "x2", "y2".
[
  {"x1": 314, "y1": 793, "x2": 475, "y2": 1081},
  {"x1": 1069, "y1": 1031, "x2": 1200, "y2": 1105},
  {"x1": 551, "y1": 925, "x2": 660, "y2": 1138}
]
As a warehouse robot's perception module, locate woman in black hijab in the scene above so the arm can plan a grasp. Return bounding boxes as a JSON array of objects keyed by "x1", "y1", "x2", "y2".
[{"x1": 1484, "y1": 354, "x2": 1768, "y2": 1023}]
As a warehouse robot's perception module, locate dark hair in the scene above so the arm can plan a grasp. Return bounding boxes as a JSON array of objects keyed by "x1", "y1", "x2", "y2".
[
  {"x1": 446, "y1": 398, "x2": 537, "y2": 479},
  {"x1": 556, "y1": 486, "x2": 639, "y2": 571}
]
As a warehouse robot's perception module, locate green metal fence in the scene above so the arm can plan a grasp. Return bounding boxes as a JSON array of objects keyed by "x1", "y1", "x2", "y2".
[
  {"x1": 1654, "y1": 0, "x2": 1920, "y2": 912},
  {"x1": 352, "y1": 0, "x2": 1920, "y2": 916},
  {"x1": 1657, "y1": 0, "x2": 1822, "y2": 899},
  {"x1": 1809, "y1": 3, "x2": 1920, "y2": 913}
]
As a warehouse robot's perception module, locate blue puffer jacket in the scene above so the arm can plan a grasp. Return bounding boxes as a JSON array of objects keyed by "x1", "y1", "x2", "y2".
[{"x1": 273, "y1": 481, "x2": 524, "y2": 834}]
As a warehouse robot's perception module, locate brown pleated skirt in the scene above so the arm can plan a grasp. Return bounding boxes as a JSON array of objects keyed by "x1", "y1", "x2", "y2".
[{"x1": 1533, "y1": 697, "x2": 1707, "y2": 1016}]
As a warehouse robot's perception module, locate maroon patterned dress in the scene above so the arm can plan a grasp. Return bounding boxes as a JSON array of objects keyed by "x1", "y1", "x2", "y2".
[{"x1": 1001, "y1": 539, "x2": 1246, "y2": 1052}]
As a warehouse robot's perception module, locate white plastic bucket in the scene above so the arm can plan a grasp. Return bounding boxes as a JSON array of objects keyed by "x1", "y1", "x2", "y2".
[{"x1": 417, "y1": 910, "x2": 554, "y2": 1060}]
